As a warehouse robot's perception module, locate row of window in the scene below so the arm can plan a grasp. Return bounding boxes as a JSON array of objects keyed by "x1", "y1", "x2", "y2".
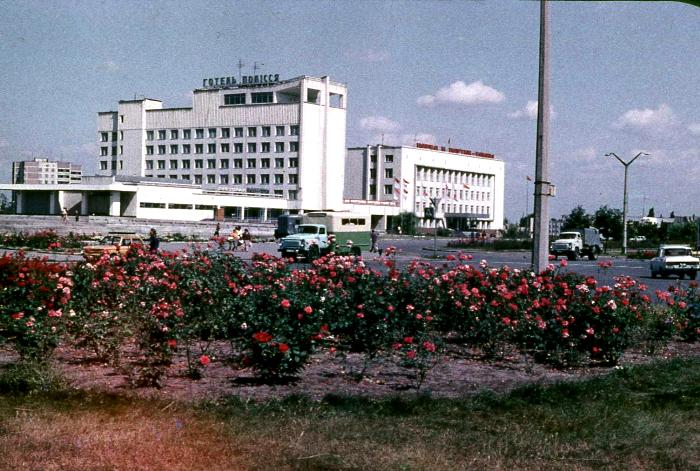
[
  {"x1": 143, "y1": 173, "x2": 298, "y2": 185},
  {"x1": 143, "y1": 141, "x2": 298, "y2": 155},
  {"x1": 416, "y1": 187, "x2": 491, "y2": 202},
  {"x1": 370, "y1": 154, "x2": 394, "y2": 163},
  {"x1": 145, "y1": 157, "x2": 298, "y2": 170},
  {"x1": 223, "y1": 92, "x2": 273, "y2": 105},
  {"x1": 141, "y1": 125, "x2": 299, "y2": 141},
  {"x1": 416, "y1": 167, "x2": 493, "y2": 187},
  {"x1": 416, "y1": 202, "x2": 491, "y2": 217}
]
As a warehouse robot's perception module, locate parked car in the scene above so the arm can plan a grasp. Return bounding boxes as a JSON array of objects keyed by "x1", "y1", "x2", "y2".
[
  {"x1": 82, "y1": 232, "x2": 144, "y2": 261},
  {"x1": 629, "y1": 236, "x2": 647, "y2": 242},
  {"x1": 650, "y1": 244, "x2": 699, "y2": 279}
]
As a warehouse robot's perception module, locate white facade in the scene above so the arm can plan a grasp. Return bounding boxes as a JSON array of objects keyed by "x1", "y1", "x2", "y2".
[
  {"x1": 97, "y1": 75, "x2": 347, "y2": 212},
  {"x1": 345, "y1": 144, "x2": 505, "y2": 230}
]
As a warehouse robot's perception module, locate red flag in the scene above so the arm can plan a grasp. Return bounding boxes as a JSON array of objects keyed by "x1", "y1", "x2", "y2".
[
  {"x1": 526, "y1": 176, "x2": 532, "y2": 181},
  {"x1": 463, "y1": 183, "x2": 470, "y2": 189}
]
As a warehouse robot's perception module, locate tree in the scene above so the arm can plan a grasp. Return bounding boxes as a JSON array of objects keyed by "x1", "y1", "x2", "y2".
[
  {"x1": 647, "y1": 207, "x2": 655, "y2": 217},
  {"x1": 561, "y1": 206, "x2": 593, "y2": 231},
  {"x1": 594, "y1": 205, "x2": 623, "y2": 241}
]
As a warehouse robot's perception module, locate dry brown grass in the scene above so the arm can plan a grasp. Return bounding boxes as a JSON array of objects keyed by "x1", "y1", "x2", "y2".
[{"x1": 0, "y1": 398, "x2": 249, "y2": 471}]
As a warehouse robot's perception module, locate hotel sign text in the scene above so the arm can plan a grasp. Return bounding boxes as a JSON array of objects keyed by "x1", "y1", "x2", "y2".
[{"x1": 202, "y1": 74, "x2": 281, "y2": 88}]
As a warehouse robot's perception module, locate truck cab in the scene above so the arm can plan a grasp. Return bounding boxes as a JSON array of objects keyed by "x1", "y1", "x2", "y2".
[
  {"x1": 550, "y1": 228, "x2": 603, "y2": 261},
  {"x1": 278, "y1": 224, "x2": 328, "y2": 260}
]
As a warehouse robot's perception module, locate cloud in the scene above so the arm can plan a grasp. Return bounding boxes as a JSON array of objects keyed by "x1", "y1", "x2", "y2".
[
  {"x1": 508, "y1": 100, "x2": 539, "y2": 120},
  {"x1": 573, "y1": 146, "x2": 597, "y2": 163},
  {"x1": 417, "y1": 80, "x2": 505, "y2": 107},
  {"x1": 357, "y1": 48, "x2": 389, "y2": 62},
  {"x1": 372, "y1": 133, "x2": 436, "y2": 146},
  {"x1": 98, "y1": 60, "x2": 120, "y2": 72},
  {"x1": 688, "y1": 123, "x2": 700, "y2": 136},
  {"x1": 612, "y1": 103, "x2": 677, "y2": 133},
  {"x1": 359, "y1": 116, "x2": 400, "y2": 133}
]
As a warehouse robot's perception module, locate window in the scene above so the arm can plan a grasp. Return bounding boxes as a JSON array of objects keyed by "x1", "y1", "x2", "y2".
[
  {"x1": 119, "y1": 131, "x2": 123, "y2": 140},
  {"x1": 207, "y1": 159, "x2": 216, "y2": 169},
  {"x1": 183, "y1": 129, "x2": 191, "y2": 139},
  {"x1": 140, "y1": 202, "x2": 166, "y2": 209},
  {"x1": 169, "y1": 203, "x2": 193, "y2": 210},
  {"x1": 234, "y1": 127, "x2": 243, "y2": 137},
  {"x1": 247, "y1": 143, "x2": 257, "y2": 153},
  {"x1": 221, "y1": 143, "x2": 230, "y2": 153},
  {"x1": 220, "y1": 159, "x2": 229, "y2": 169},
  {"x1": 251, "y1": 92, "x2": 273, "y2": 104},
  {"x1": 182, "y1": 144, "x2": 191, "y2": 154},
  {"x1": 247, "y1": 127, "x2": 257, "y2": 137},
  {"x1": 220, "y1": 175, "x2": 229, "y2": 184},
  {"x1": 111, "y1": 161, "x2": 117, "y2": 170},
  {"x1": 195, "y1": 159, "x2": 203, "y2": 169},
  {"x1": 207, "y1": 143, "x2": 216, "y2": 153},
  {"x1": 384, "y1": 185, "x2": 393, "y2": 195},
  {"x1": 169, "y1": 160, "x2": 178, "y2": 169},
  {"x1": 100, "y1": 161, "x2": 108, "y2": 170},
  {"x1": 181, "y1": 174, "x2": 190, "y2": 181},
  {"x1": 182, "y1": 160, "x2": 191, "y2": 169},
  {"x1": 146, "y1": 146, "x2": 154, "y2": 155},
  {"x1": 146, "y1": 161, "x2": 154, "y2": 170},
  {"x1": 247, "y1": 158, "x2": 256, "y2": 168},
  {"x1": 221, "y1": 128, "x2": 230, "y2": 138},
  {"x1": 234, "y1": 143, "x2": 243, "y2": 153},
  {"x1": 261, "y1": 126, "x2": 271, "y2": 137},
  {"x1": 275, "y1": 142, "x2": 285, "y2": 153},
  {"x1": 385, "y1": 154, "x2": 394, "y2": 163},
  {"x1": 195, "y1": 144, "x2": 203, "y2": 154},
  {"x1": 274, "y1": 174, "x2": 284, "y2": 184},
  {"x1": 260, "y1": 174, "x2": 270, "y2": 184},
  {"x1": 274, "y1": 189, "x2": 283, "y2": 196},
  {"x1": 276, "y1": 125, "x2": 285, "y2": 136},
  {"x1": 289, "y1": 158, "x2": 298, "y2": 168},
  {"x1": 195, "y1": 128, "x2": 204, "y2": 139},
  {"x1": 369, "y1": 184, "x2": 376, "y2": 196},
  {"x1": 261, "y1": 158, "x2": 270, "y2": 168},
  {"x1": 275, "y1": 158, "x2": 284, "y2": 168},
  {"x1": 101, "y1": 147, "x2": 108, "y2": 156},
  {"x1": 289, "y1": 141, "x2": 299, "y2": 152},
  {"x1": 288, "y1": 174, "x2": 298, "y2": 184},
  {"x1": 119, "y1": 115, "x2": 124, "y2": 123},
  {"x1": 247, "y1": 174, "x2": 256, "y2": 184},
  {"x1": 158, "y1": 130, "x2": 166, "y2": 140},
  {"x1": 208, "y1": 128, "x2": 217, "y2": 138},
  {"x1": 288, "y1": 190, "x2": 297, "y2": 200},
  {"x1": 261, "y1": 142, "x2": 270, "y2": 153},
  {"x1": 170, "y1": 145, "x2": 178, "y2": 154},
  {"x1": 207, "y1": 175, "x2": 216, "y2": 184},
  {"x1": 157, "y1": 160, "x2": 166, "y2": 170},
  {"x1": 146, "y1": 130, "x2": 154, "y2": 141},
  {"x1": 194, "y1": 175, "x2": 202, "y2": 184},
  {"x1": 371, "y1": 154, "x2": 377, "y2": 163},
  {"x1": 233, "y1": 174, "x2": 242, "y2": 184},
  {"x1": 233, "y1": 159, "x2": 243, "y2": 168},
  {"x1": 370, "y1": 168, "x2": 376, "y2": 179},
  {"x1": 158, "y1": 145, "x2": 166, "y2": 155},
  {"x1": 224, "y1": 93, "x2": 246, "y2": 105},
  {"x1": 290, "y1": 125, "x2": 299, "y2": 136},
  {"x1": 101, "y1": 132, "x2": 109, "y2": 142},
  {"x1": 384, "y1": 168, "x2": 393, "y2": 179},
  {"x1": 112, "y1": 132, "x2": 118, "y2": 141},
  {"x1": 170, "y1": 130, "x2": 179, "y2": 140}
]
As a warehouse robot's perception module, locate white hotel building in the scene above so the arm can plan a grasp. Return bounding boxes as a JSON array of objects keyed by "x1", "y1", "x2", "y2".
[{"x1": 345, "y1": 144, "x2": 504, "y2": 231}]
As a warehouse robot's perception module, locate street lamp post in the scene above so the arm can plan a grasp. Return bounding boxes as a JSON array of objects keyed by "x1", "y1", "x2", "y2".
[{"x1": 605, "y1": 152, "x2": 649, "y2": 255}]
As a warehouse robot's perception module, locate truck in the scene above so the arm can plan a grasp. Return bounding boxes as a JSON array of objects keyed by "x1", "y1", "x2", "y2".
[
  {"x1": 549, "y1": 228, "x2": 603, "y2": 261},
  {"x1": 278, "y1": 211, "x2": 371, "y2": 260}
]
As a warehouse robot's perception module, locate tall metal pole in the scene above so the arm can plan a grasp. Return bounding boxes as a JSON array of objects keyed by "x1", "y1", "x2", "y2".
[
  {"x1": 606, "y1": 152, "x2": 648, "y2": 255},
  {"x1": 531, "y1": 0, "x2": 552, "y2": 273}
]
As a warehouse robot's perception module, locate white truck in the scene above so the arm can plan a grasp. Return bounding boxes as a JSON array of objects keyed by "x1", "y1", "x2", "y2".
[
  {"x1": 550, "y1": 228, "x2": 603, "y2": 261},
  {"x1": 650, "y1": 245, "x2": 699, "y2": 279}
]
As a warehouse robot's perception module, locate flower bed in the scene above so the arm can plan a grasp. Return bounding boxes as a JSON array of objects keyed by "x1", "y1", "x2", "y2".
[{"x1": 1, "y1": 246, "x2": 696, "y2": 388}]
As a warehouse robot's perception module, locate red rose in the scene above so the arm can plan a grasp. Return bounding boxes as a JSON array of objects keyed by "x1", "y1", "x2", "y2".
[
  {"x1": 253, "y1": 331, "x2": 273, "y2": 343},
  {"x1": 278, "y1": 343, "x2": 289, "y2": 353},
  {"x1": 199, "y1": 355, "x2": 211, "y2": 366},
  {"x1": 304, "y1": 306, "x2": 313, "y2": 314},
  {"x1": 280, "y1": 299, "x2": 291, "y2": 309}
]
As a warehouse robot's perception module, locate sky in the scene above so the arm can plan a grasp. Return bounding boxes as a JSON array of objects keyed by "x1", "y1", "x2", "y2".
[{"x1": 1, "y1": 0, "x2": 699, "y2": 222}]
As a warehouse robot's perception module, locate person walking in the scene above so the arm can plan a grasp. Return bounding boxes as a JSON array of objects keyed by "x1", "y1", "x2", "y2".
[
  {"x1": 370, "y1": 229, "x2": 379, "y2": 253},
  {"x1": 241, "y1": 228, "x2": 252, "y2": 252},
  {"x1": 214, "y1": 222, "x2": 220, "y2": 237},
  {"x1": 228, "y1": 226, "x2": 241, "y2": 250},
  {"x1": 61, "y1": 207, "x2": 68, "y2": 223},
  {"x1": 148, "y1": 228, "x2": 160, "y2": 254}
]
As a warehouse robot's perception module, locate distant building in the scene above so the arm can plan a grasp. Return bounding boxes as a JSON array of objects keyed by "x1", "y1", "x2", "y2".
[
  {"x1": 345, "y1": 143, "x2": 504, "y2": 231},
  {"x1": 549, "y1": 217, "x2": 564, "y2": 236},
  {"x1": 12, "y1": 158, "x2": 82, "y2": 185}
]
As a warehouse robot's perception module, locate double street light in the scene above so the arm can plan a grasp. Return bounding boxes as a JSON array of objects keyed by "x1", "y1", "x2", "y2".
[{"x1": 605, "y1": 152, "x2": 649, "y2": 255}]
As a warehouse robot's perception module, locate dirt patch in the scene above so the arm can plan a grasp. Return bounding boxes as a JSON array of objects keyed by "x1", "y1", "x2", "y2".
[{"x1": 3, "y1": 341, "x2": 699, "y2": 403}]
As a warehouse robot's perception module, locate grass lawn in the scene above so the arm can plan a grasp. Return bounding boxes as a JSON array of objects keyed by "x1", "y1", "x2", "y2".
[{"x1": 0, "y1": 358, "x2": 698, "y2": 470}]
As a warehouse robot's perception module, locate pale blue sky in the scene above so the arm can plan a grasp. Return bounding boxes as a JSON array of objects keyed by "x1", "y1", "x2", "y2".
[{"x1": 1, "y1": 0, "x2": 698, "y2": 221}]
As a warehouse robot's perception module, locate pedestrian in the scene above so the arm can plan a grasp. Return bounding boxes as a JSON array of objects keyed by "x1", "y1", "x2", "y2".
[
  {"x1": 214, "y1": 222, "x2": 220, "y2": 237},
  {"x1": 74, "y1": 210, "x2": 80, "y2": 222},
  {"x1": 148, "y1": 228, "x2": 160, "y2": 254},
  {"x1": 61, "y1": 207, "x2": 68, "y2": 223},
  {"x1": 228, "y1": 226, "x2": 241, "y2": 250},
  {"x1": 370, "y1": 229, "x2": 379, "y2": 253},
  {"x1": 241, "y1": 228, "x2": 252, "y2": 251}
]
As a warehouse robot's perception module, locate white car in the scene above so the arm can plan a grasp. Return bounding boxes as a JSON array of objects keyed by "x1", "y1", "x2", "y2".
[{"x1": 650, "y1": 245, "x2": 699, "y2": 279}]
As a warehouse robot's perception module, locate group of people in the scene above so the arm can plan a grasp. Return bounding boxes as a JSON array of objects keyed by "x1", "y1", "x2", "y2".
[{"x1": 214, "y1": 223, "x2": 253, "y2": 251}]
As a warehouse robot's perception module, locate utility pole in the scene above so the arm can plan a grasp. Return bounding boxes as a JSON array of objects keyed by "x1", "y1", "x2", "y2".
[
  {"x1": 531, "y1": 0, "x2": 553, "y2": 273},
  {"x1": 605, "y1": 152, "x2": 649, "y2": 255},
  {"x1": 430, "y1": 197, "x2": 441, "y2": 258}
]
